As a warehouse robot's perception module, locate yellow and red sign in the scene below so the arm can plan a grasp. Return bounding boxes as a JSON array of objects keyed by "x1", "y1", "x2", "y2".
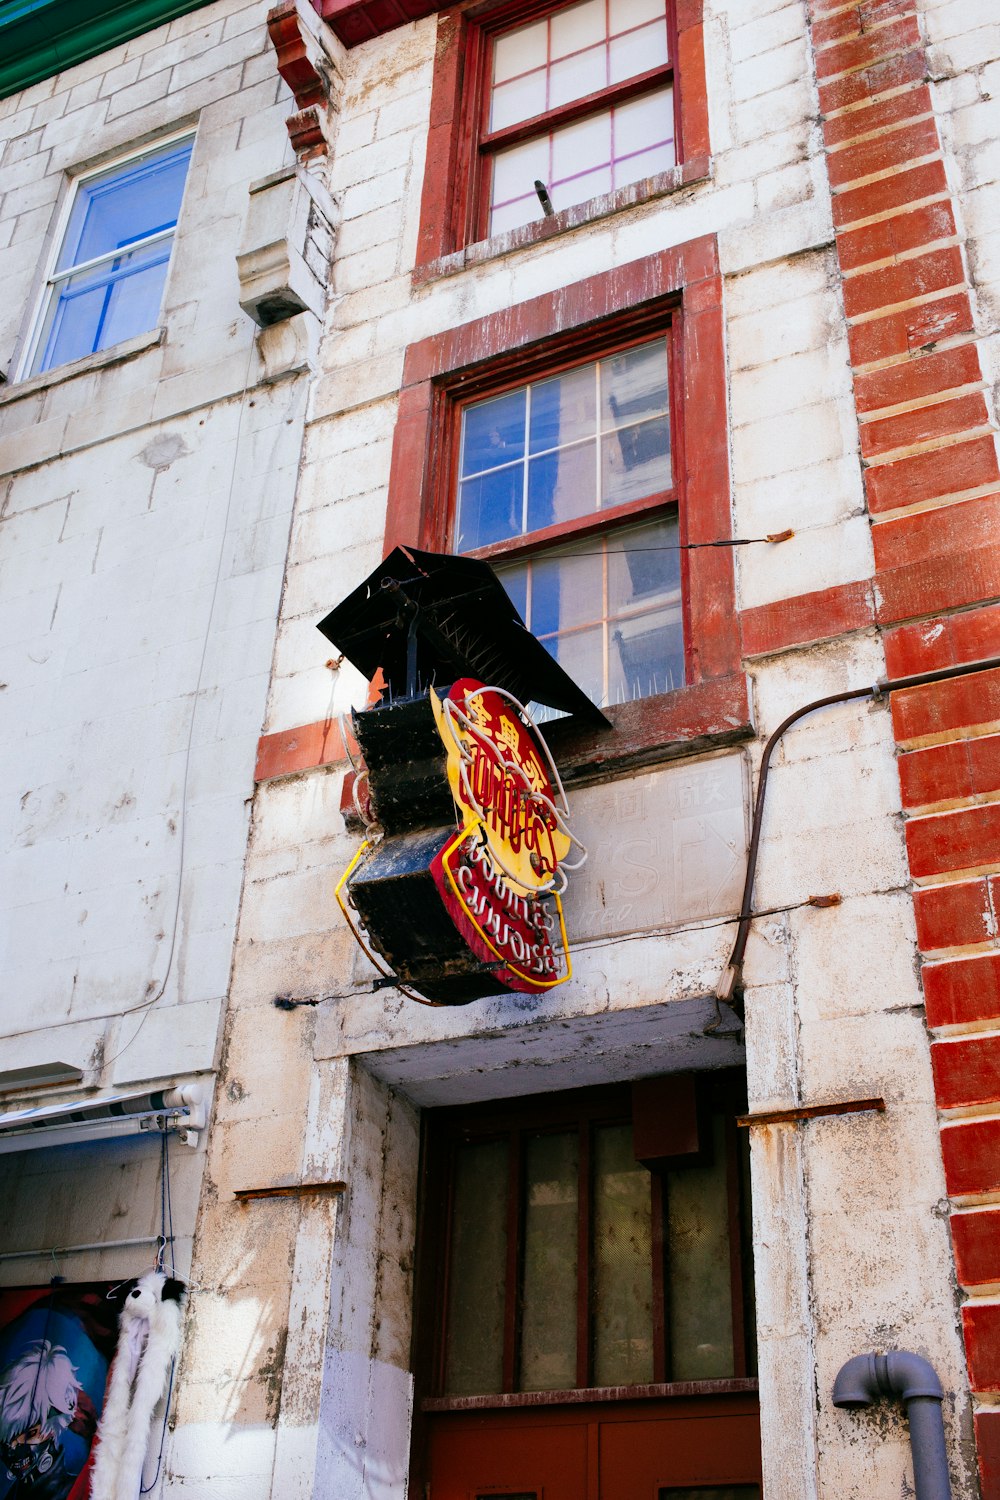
[{"x1": 430, "y1": 678, "x2": 573, "y2": 993}]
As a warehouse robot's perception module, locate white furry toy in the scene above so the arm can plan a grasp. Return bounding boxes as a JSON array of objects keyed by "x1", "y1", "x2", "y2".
[{"x1": 89, "y1": 1271, "x2": 185, "y2": 1500}]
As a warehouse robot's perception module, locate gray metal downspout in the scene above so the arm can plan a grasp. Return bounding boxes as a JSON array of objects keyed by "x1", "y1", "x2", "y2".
[{"x1": 833, "y1": 1352, "x2": 952, "y2": 1499}]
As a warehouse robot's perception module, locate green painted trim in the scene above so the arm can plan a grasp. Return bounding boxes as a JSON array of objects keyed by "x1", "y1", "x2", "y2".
[{"x1": 0, "y1": 0, "x2": 216, "y2": 99}]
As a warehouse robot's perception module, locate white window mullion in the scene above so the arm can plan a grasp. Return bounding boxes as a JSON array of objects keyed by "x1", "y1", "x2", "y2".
[
  {"x1": 46, "y1": 225, "x2": 177, "y2": 287},
  {"x1": 20, "y1": 131, "x2": 193, "y2": 382},
  {"x1": 522, "y1": 384, "x2": 532, "y2": 537}
]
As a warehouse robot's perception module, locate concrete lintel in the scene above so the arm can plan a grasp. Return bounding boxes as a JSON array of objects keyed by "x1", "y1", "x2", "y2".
[{"x1": 346, "y1": 997, "x2": 746, "y2": 1108}]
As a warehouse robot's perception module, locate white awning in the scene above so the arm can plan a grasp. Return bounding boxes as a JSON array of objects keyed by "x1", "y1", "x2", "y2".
[{"x1": 0, "y1": 1085, "x2": 205, "y2": 1153}]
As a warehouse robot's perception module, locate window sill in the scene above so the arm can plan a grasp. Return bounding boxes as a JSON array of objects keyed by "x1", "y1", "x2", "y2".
[
  {"x1": 422, "y1": 1376, "x2": 758, "y2": 1412},
  {"x1": 413, "y1": 156, "x2": 712, "y2": 287},
  {"x1": 544, "y1": 673, "x2": 753, "y2": 787},
  {"x1": 0, "y1": 327, "x2": 165, "y2": 406}
]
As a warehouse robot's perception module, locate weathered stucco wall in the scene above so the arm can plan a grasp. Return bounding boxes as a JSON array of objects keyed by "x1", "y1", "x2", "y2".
[
  {"x1": 0, "y1": 0, "x2": 310, "y2": 1405},
  {"x1": 172, "y1": 0, "x2": 991, "y2": 1496},
  {"x1": 4, "y1": 0, "x2": 999, "y2": 1493}
]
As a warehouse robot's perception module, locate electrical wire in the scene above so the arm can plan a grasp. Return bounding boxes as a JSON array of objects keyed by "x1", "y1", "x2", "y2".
[
  {"x1": 140, "y1": 1127, "x2": 177, "y2": 1495},
  {"x1": 105, "y1": 338, "x2": 258, "y2": 1070},
  {"x1": 494, "y1": 531, "x2": 795, "y2": 559},
  {"x1": 711, "y1": 652, "x2": 1000, "y2": 1031}
]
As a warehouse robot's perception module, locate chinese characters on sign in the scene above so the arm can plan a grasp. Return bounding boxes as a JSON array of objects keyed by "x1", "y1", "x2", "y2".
[{"x1": 429, "y1": 679, "x2": 582, "y2": 993}]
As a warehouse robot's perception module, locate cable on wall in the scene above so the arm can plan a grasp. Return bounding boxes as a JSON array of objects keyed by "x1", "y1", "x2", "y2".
[
  {"x1": 709, "y1": 653, "x2": 1000, "y2": 1033},
  {"x1": 106, "y1": 337, "x2": 258, "y2": 1071}
]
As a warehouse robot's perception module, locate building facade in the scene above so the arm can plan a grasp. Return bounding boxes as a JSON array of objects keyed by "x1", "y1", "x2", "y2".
[{"x1": 2, "y1": 0, "x2": 1000, "y2": 1496}]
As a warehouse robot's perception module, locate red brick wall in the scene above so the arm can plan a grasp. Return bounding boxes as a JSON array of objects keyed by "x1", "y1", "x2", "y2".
[{"x1": 808, "y1": 1, "x2": 1000, "y2": 1491}]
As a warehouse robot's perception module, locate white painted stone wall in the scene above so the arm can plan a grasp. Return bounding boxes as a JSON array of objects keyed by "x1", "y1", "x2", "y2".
[
  {"x1": 175, "y1": 0, "x2": 980, "y2": 1496},
  {"x1": 0, "y1": 9, "x2": 312, "y2": 1471},
  {"x1": 3, "y1": 0, "x2": 991, "y2": 1494},
  {"x1": 921, "y1": 0, "x2": 1000, "y2": 400}
]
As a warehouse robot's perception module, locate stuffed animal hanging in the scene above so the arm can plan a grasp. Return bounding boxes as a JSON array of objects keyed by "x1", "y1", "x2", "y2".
[{"x1": 89, "y1": 1271, "x2": 185, "y2": 1500}]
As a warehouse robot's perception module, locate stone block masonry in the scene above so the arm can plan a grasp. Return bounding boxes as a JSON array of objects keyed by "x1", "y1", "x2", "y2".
[
  {"x1": 0, "y1": 0, "x2": 318, "y2": 1394},
  {"x1": 803, "y1": 0, "x2": 1000, "y2": 1492}
]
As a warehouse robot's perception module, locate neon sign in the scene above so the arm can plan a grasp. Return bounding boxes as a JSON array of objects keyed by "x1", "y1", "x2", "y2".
[
  {"x1": 322, "y1": 545, "x2": 602, "y2": 1007},
  {"x1": 428, "y1": 679, "x2": 584, "y2": 994},
  {"x1": 334, "y1": 679, "x2": 586, "y2": 1004}
]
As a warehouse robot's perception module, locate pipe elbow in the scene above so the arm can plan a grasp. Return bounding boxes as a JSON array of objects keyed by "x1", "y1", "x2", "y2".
[
  {"x1": 884, "y1": 1351, "x2": 944, "y2": 1404},
  {"x1": 834, "y1": 1351, "x2": 945, "y2": 1410},
  {"x1": 833, "y1": 1353, "x2": 879, "y2": 1409}
]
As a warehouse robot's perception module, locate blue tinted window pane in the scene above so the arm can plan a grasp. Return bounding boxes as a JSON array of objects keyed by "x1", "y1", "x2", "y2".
[
  {"x1": 549, "y1": 625, "x2": 605, "y2": 708},
  {"x1": 500, "y1": 567, "x2": 528, "y2": 622},
  {"x1": 600, "y1": 339, "x2": 669, "y2": 430},
  {"x1": 526, "y1": 440, "x2": 597, "y2": 533},
  {"x1": 493, "y1": 516, "x2": 683, "y2": 711},
  {"x1": 460, "y1": 390, "x2": 526, "y2": 478},
  {"x1": 59, "y1": 140, "x2": 193, "y2": 271},
  {"x1": 456, "y1": 467, "x2": 523, "y2": 551},
  {"x1": 35, "y1": 283, "x2": 108, "y2": 372},
  {"x1": 97, "y1": 254, "x2": 172, "y2": 348},
  {"x1": 529, "y1": 556, "x2": 564, "y2": 639},
  {"x1": 529, "y1": 363, "x2": 595, "y2": 455},
  {"x1": 457, "y1": 341, "x2": 672, "y2": 552},
  {"x1": 602, "y1": 413, "x2": 671, "y2": 508},
  {"x1": 33, "y1": 240, "x2": 171, "y2": 376}
]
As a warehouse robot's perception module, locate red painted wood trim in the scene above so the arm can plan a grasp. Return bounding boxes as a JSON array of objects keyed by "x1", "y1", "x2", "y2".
[
  {"x1": 384, "y1": 239, "x2": 741, "y2": 758},
  {"x1": 255, "y1": 719, "x2": 346, "y2": 782},
  {"x1": 257, "y1": 674, "x2": 753, "y2": 787},
  {"x1": 739, "y1": 579, "x2": 875, "y2": 657},
  {"x1": 414, "y1": 0, "x2": 707, "y2": 265}
]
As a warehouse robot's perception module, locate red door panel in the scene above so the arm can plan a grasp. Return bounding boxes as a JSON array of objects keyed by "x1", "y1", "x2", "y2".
[
  {"x1": 423, "y1": 1393, "x2": 761, "y2": 1500},
  {"x1": 599, "y1": 1408, "x2": 762, "y2": 1500},
  {"x1": 428, "y1": 1412, "x2": 589, "y2": 1499}
]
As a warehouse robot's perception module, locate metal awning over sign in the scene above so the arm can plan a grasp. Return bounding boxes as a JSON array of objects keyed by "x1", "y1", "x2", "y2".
[{"x1": 317, "y1": 545, "x2": 611, "y2": 725}]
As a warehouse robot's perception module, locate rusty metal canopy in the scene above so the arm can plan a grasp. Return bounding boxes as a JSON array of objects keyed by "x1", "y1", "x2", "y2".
[{"x1": 317, "y1": 545, "x2": 610, "y2": 726}]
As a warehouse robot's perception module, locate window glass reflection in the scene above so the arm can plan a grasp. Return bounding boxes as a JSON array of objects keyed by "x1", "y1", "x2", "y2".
[
  {"x1": 493, "y1": 515, "x2": 683, "y2": 711},
  {"x1": 457, "y1": 339, "x2": 670, "y2": 548}
]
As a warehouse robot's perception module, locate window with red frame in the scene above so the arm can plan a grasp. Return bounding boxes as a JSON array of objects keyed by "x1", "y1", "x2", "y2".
[
  {"x1": 452, "y1": 329, "x2": 683, "y2": 713},
  {"x1": 477, "y1": 0, "x2": 678, "y2": 237}
]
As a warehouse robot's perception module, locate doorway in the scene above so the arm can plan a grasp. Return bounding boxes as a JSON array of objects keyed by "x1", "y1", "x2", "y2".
[{"x1": 410, "y1": 1072, "x2": 762, "y2": 1498}]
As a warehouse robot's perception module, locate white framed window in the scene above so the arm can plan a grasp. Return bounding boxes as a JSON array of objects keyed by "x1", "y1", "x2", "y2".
[{"x1": 22, "y1": 133, "x2": 195, "y2": 380}]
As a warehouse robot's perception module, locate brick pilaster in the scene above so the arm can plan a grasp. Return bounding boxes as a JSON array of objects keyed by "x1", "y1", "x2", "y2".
[{"x1": 808, "y1": 2, "x2": 1000, "y2": 1491}]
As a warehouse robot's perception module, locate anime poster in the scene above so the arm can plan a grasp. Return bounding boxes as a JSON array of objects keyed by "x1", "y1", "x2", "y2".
[{"x1": 0, "y1": 1284, "x2": 119, "y2": 1500}]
